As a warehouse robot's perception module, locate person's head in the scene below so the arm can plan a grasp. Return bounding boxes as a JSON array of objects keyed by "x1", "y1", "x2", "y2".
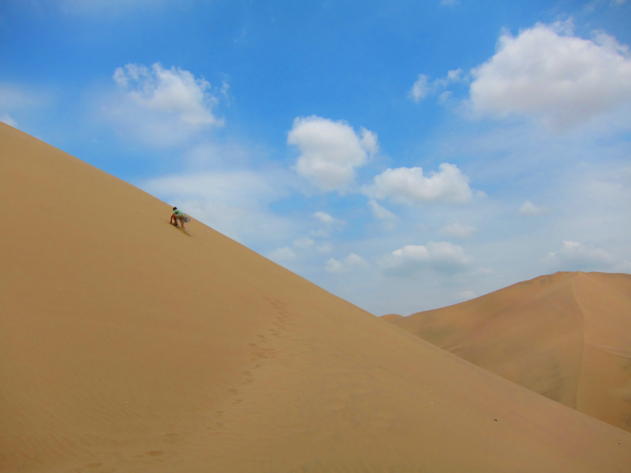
[{"x1": 173, "y1": 207, "x2": 177, "y2": 211}]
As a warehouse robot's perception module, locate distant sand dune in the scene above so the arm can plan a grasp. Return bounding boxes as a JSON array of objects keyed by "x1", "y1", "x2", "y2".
[
  {"x1": 384, "y1": 271, "x2": 631, "y2": 433},
  {"x1": 1, "y1": 121, "x2": 630, "y2": 472}
]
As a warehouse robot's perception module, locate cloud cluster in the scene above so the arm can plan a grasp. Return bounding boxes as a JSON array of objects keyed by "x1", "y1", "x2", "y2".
[
  {"x1": 110, "y1": 63, "x2": 222, "y2": 147},
  {"x1": 365, "y1": 163, "x2": 472, "y2": 205},
  {"x1": 470, "y1": 22, "x2": 631, "y2": 128},
  {"x1": 288, "y1": 116, "x2": 378, "y2": 192},
  {"x1": 382, "y1": 241, "x2": 471, "y2": 276}
]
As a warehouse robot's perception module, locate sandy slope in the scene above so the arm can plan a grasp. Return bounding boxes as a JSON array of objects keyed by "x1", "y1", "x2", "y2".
[
  {"x1": 384, "y1": 272, "x2": 631, "y2": 433},
  {"x1": 1, "y1": 121, "x2": 630, "y2": 473}
]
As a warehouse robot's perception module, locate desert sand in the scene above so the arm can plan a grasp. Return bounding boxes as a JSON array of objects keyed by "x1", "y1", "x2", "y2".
[
  {"x1": 384, "y1": 272, "x2": 631, "y2": 434},
  {"x1": 1, "y1": 121, "x2": 630, "y2": 472}
]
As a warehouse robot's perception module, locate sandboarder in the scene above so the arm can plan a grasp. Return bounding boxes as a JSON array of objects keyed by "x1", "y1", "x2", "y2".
[{"x1": 170, "y1": 207, "x2": 188, "y2": 230}]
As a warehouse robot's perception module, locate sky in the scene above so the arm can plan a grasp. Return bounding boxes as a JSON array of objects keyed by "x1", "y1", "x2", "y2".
[{"x1": 1, "y1": 0, "x2": 631, "y2": 316}]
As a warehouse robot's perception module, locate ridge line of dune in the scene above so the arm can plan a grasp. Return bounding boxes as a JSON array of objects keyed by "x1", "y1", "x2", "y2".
[{"x1": 571, "y1": 273, "x2": 589, "y2": 414}]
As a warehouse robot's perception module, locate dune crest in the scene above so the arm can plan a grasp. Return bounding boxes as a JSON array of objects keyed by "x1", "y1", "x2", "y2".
[
  {"x1": 386, "y1": 271, "x2": 631, "y2": 432},
  {"x1": 1, "y1": 122, "x2": 630, "y2": 472}
]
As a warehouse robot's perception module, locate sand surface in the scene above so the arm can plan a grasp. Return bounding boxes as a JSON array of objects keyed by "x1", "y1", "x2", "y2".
[
  {"x1": 1, "y1": 121, "x2": 630, "y2": 472},
  {"x1": 384, "y1": 272, "x2": 631, "y2": 433}
]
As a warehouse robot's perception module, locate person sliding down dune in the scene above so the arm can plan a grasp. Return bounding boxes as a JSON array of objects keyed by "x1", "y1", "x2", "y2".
[{"x1": 170, "y1": 207, "x2": 189, "y2": 230}]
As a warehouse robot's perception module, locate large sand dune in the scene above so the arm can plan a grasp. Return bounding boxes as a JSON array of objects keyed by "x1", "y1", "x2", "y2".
[
  {"x1": 384, "y1": 272, "x2": 631, "y2": 433},
  {"x1": 1, "y1": 121, "x2": 630, "y2": 472}
]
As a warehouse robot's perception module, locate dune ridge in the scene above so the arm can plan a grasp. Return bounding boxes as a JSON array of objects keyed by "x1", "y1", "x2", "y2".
[
  {"x1": 384, "y1": 271, "x2": 631, "y2": 433},
  {"x1": 1, "y1": 121, "x2": 630, "y2": 472}
]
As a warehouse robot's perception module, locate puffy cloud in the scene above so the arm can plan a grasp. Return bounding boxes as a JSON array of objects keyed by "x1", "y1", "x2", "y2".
[
  {"x1": 470, "y1": 22, "x2": 631, "y2": 128},
  {"x1": 269, "y1": 247, "x2": 297, "y2": 262},
  {"x1": 288, "y1": 116, "x2": 378, "y2": 192},
  {"x1": 441, "y1": 223, "x2": 477, "y2": 238},
  {"x1": 109, "y1": 63, "x2": 223, "y2": 147},
  {"x1": 545, "y1": 241, "x2": 615, "y2": 270},
  {"x1": 368, "y1": 200, "x2": 397, "y2": 221},
  {"x1": 325, "y1": 253, "x2": 369, "y2": 273},
  {"x1": 0, "y1": 114, "x2": 17, "y2": 128},
  {"x1": 364, "y1": 163, "x2": 472, "y2": 205},
  {"x1": 519, "y1": 200, "x2": 545, "y2": 216},
  {"x1": 382, "y1": 241, "x2": 471, "y2": 276},
  {"x1": 294, "y1": 237, "x2": 314, "y2": 249}
]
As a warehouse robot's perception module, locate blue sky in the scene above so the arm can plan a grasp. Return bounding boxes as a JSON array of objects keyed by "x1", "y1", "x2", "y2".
[{"x1": 2, "y1": 0, "x2": 631, "y2": 315}]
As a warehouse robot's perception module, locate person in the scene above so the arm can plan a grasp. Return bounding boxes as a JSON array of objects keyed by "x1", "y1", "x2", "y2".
[{"x1": 170, "y1": 207, "x2": 188, "y2": 230}]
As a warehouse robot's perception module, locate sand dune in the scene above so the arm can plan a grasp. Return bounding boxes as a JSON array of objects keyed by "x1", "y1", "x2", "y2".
[
  {"x1": 384, "y1": 271, "x2": 631, "y2": 433},
  {"x1": 1, "y1": 121, "x2": 630, "y2": 472}
]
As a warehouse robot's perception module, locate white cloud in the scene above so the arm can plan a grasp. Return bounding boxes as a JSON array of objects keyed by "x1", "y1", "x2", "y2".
[
  {"x1": 0, "y1": 114, "x2": 17, "y2": 128},
  {"x1": 410, "y1": 69, "x2": 464, "y2": 102},
  {"x1": 269, "y1": 247, "x2": 297, "y2": 262},
  {"x1": 325, "y1": 253, "x2": 369, "y2": 273},
  {"x1": 441, "y1": 223, "x2": 477, "y2": 238},
  {"x1": 545, "y1": 240, "x2": 615, "y2": 270},
  {"x1": 368, "y1": 199, "x2": 397, "y2": 221},
  {"x1": 472, "y1": 267, "x2": 493, "y2": 276},
  {"x1": 109, "y1": 63, "x2": 222, "y2": 147},
  {"x1": 470, "y1": 22, "x2": 631, "y2": 128},
  {"x1": 364, "y1": 163, "x2": 472, "y2": 205},
  {"x1": 382, "y1": 241, "x2": 471, "y2": 276},
  {"x1": 288, "y1": 116, "x2": 378, "y2": 192},
  {"x1": 294, "y1": 237, "x2": 314, "y2": 249},
  {"x1": 519, "y1": 200, "x2": 545, "y2": 216}
]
